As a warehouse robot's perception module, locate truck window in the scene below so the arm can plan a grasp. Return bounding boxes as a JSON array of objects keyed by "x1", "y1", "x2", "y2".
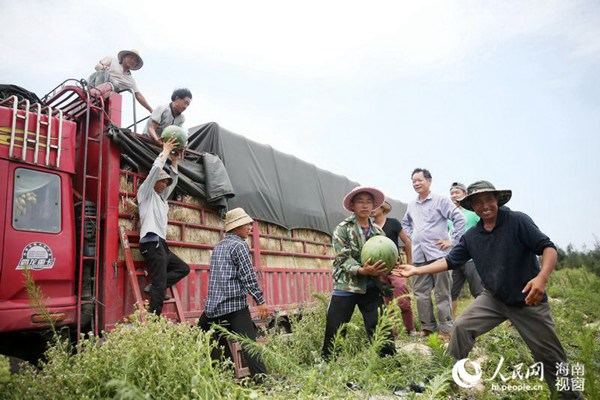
[{"x1": 12, "y1": 168, "x2": 62, "y2": 233}]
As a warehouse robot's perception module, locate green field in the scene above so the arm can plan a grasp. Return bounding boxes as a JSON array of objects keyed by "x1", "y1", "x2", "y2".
[{"x1": 1, "y1": 267, "x2": 598, "y2": 399}]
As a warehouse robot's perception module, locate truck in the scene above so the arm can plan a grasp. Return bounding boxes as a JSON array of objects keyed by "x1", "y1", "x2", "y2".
[{"x1": 0, "y1": 79, "x2": 407, "y2": 367}]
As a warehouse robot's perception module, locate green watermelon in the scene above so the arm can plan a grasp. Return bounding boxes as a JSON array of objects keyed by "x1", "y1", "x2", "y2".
[
  {"x1": 361, "y1": 235, "x2": 399, "y2": 273},
  {"x1": 161, "y1": 125, "x2": 187, "y2": 151}
]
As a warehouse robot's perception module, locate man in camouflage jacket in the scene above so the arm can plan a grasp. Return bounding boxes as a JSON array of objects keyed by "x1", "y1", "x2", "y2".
[{"x1": 322, "y1": 186, "x2": 397, "y2": 360}]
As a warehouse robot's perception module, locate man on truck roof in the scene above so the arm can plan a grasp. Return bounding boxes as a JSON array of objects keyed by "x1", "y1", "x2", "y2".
[
  {"x1": 137, "y1": 137, "x2": 190, "y2": 315},
  {"x1": 88, "y1": 49, "x2": 153, "y2": 113}
]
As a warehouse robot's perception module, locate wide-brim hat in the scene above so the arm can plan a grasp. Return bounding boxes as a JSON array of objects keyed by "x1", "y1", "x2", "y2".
[
  {"x1": 118, "y1": 49, "x2": 144, "y2": 70},
  {"x1": 381, "y1": 201, "x2": 392, "y2": 214},
  {"x1": 343, "y1": 186, "x2": 385, "y2": 212},
  {"x1": 157, "y1": 170, "x2": 173, "y2": 186},
  {"x1": 225, "y1": 207, "x2": 254, "y2": 232},
  {"x1": 459, "y1": 180, "x2": 512, "y2": 211}
]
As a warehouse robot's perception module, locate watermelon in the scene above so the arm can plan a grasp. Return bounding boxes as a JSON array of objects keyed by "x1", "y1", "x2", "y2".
[
  {"x1": 361, "y1": 235, "x2": 399, "y2": 273},
  {"x1": 161, "y1": 125, "x2": 187, "y2": 151}
]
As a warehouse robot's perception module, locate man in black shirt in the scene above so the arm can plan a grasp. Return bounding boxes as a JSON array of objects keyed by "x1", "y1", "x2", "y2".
[
  {"x1": 372, "y1": 201, "x2": 415, "y2": 335},
  {"x1": 394, "y1": 181, "x2": 582, "y2": 399}
]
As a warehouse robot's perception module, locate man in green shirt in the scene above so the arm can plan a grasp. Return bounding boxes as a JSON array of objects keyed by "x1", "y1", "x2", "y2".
[{"x1": 449, "y1": 182, "x2": 483, "y2": 318}]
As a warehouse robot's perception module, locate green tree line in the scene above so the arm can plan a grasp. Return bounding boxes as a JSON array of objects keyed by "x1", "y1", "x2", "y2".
[{"x1": 557, "y1": 237, "x2": 600, "y2": 276}]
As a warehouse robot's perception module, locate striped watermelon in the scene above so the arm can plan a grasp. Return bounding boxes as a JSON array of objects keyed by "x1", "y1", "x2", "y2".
[{"x1": 361, "y1": 235, "x2": 399, "y2": 273}]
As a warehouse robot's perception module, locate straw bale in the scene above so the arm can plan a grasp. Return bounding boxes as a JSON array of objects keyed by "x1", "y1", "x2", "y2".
[
  {"x1": 281, "y1": 240, "x2": 295, "y2": 252},
  {"x1": 258, "y1": 221, "x2": 288, "y2": 237},
  {"x1": 185, "y1": 227, "x2": 220, "y2": 245},
  {"x1": 118, "y1": 246, "x2": 144, "y2": 262},
  {"x1": 166, "y1": 225, "x2": 181, "y2": 241},
  {"x1": 118, "y1": 195, "x2": 139, "y2": 215},
  {"x1": 204, "y1": 211, "x2": 223, "y2": 228},
  {"x1": 180, "y1": 194, "x2": 209, "y2": 209},
  {"x1": 293, "y1": 228, "x2": 332, "y2": 244},
  {"x1": 293, "y1": 241, "x2": 304, "y2": 253},
  {"x1": 260, "y1": 254, "x2": 332, "y2": 270},
  {"x1": 118, "y1": 218, "x2": 136, "y2": 231},
  {"x1": 305, "y1": 243, "x2": 332, "y2": 256},
  {"x1": 119, "y1": 174, "x2": 135, "y2": 193},
  {"x1": 260, "y1": 237, "x2": 282, "y2": 252},
  {"x1": 170, "y1": 246, "x2": 211, "y2": 265},
  {"x1": 169, "y1": 205, "x2": 201, "y2": 224}
]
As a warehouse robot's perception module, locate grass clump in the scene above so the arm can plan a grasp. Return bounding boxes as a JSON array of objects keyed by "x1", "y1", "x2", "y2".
[
  {"x1": 2, "y1": 313, "x2": 257, "y2": 399},
  {"x1": 2, "y1": 268, "x2": 598, "y2": 399}
]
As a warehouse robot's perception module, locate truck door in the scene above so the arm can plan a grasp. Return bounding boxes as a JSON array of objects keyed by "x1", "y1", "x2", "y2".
[
  {"x1": 0, "y1": 160, "x2": 7, "y2": 284},
  {"x1": 0, "y1": 164, "x2": 76, "y2": 331}
]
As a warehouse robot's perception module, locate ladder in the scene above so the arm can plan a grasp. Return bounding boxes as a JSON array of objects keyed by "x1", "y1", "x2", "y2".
[
  {"x1": 43, "y1": 80, "x2": 106, "y2": 340},
  {"x1": 0, "y1": 95, "x2": 63, "y2": 168},
  {"x1": 118, "y1": 226, "x2": 186, "y2": 323}
]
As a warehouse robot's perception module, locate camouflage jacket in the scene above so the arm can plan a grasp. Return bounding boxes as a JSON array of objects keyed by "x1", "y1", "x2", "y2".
[{"x1": 332, "y1": 214, "x2": 387, "y2": 294}]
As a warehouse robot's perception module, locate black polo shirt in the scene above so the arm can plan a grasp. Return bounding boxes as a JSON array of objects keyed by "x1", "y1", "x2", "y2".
[{"x1": 446, "y1": 207, "x2": 556, "y2": 306}]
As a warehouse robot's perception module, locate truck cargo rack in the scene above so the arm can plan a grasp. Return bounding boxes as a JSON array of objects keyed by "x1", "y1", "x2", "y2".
[{"x1": 0, "y1": 95, "x2": 64, "y2": 168}]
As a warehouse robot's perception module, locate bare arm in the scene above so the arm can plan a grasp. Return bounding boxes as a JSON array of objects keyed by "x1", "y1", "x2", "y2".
[
  {"x1": 399, "y1": 229, "x2": 412, "y2": 264},
  {"x1": 147, "y1": 120, "x2": 162, "y2": 145},
  {"x1": 522, "y1": 247, "x2": 557, "y2": 305},
  {"x1": 135, "y1": 92, "x2": 153, "y2": 113},
  {"x1": 392, "y1": 257, "x2": 448, "y2": 278}
]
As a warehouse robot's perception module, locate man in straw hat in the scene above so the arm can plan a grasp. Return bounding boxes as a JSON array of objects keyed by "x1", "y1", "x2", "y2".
[
  {"x1": 448, "y1": 182, "x2": 483, "y2": 319},
  {"x1": 401, "y1": 168, "x2": 466, "y2": 340},
  {"x1": 321, "y1": 186, "x2": 396, "y2": 360},
  {"x1": 394, "y1": 180, "x2": 583, "y2": 399},
  {"x1": 138, "y1": 137, "x2": 190, "y2": 315},
  {"x1": 89, "y1": 49, "x2": 153, "y2": 113},
  {"x1": 371, "y1": 201, "x2": 416, "y2": 336},
  {"x1": 198, "y1": 208, "x2": 269, "y2": 378}
]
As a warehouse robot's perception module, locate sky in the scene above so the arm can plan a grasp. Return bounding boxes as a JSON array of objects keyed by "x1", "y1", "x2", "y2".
[{"x1": 2, "y1": 0, "x2": 599, "y2": 250}]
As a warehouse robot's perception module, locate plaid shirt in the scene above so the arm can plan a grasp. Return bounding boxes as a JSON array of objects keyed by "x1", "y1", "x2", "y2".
[{"x1": 204, "y1": 233, "x2": 265, "y2": 318}]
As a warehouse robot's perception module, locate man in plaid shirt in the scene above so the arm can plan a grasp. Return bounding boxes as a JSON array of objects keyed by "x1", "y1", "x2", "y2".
[{"x1": 199, "y1": 208, "x2": 269, "y2": 378}]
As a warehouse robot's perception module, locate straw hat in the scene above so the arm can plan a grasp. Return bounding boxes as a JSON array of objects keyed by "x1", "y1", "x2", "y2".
[
  {"x1": 157, "y1": 170, "x2": 173, "y2": 186},
  {"x1": 459, "y1": 180, "x2": 512, "y2": 211},
  {"x1": 225, "y1": 208, "x2": 254, "y2": 232},
  {"x1": 381, "y1": 201, "x2": 392, "y2": 214},
  {"x1": 118, "y1": 49, "x2": 144, "y2": 70},
  {"x1": 343, "y1": 186, "x2": 385, "y2": 212}
]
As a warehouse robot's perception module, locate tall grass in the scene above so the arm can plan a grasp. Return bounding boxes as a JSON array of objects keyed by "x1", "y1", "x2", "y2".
[{"x1": 1, "y1": 268, "x2": 597, "y2": 399}]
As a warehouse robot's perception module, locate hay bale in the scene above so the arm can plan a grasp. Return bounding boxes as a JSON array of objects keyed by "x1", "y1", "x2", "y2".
[
  {"x1": 118, "y1": 218, "x2": 136, "y2": 231},
  {"x1": 305, "y1": 243, "x2": 332, "y2": 256},
  {"x1": 281, "y1": 240, "x2": 294, "y2": 252},
  {"x1": 292, "y1": 229, "x2": 316, "y2": 241},
  {"x1": 185, "y1": 227, "x2": 220, "y2": 245},
  {"x1": 179, "y1": 194, "x2": 214, "y2": 209},
  {"x1": 169, "y1": 205, "x2": 201, "y2": 224},
  {"x1": 260, "y1": 254, "x2": 331, "y2": 270},
  {"x1": 166, "y1": 225, "x2": 181, "y2": 241},
  {"x1": 260, "y1": 237, "x2": 281, "y2": 252},
  {"x1": 257, "y1": 221, "x2": 288, "y2": 237},
  {"x1": 204, "y1": 211, "x2": 223, "y2": 228},
  {"x1": 293, "y1": 241, "x2": 304, "y2": 253},
  {"x1": 119, "y1": 174, "x2": 135, "y2": 193},
  {"x1": 118, "y1": 246, "x2": 144, "y2": 262},
  {"x1": 170, "y1": 246, "x2": 211, "y2": 265}
]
